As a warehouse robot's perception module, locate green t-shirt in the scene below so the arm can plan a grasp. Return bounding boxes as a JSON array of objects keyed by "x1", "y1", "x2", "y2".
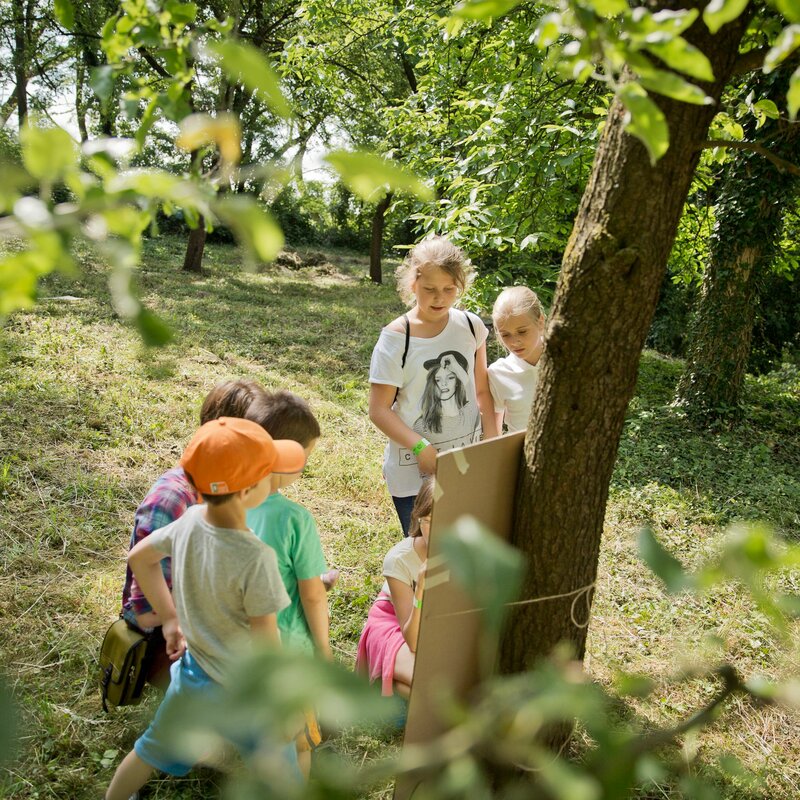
[{"x1": 246, "y1": 491, "x2": 328, "y2": 653}]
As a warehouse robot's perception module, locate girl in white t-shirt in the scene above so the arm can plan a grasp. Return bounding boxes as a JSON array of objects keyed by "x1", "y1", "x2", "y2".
[
  {"x1": 355, "y1": 478, "x2": 433, "y2": 698},
  {"x1": 488, "y1": 286, "x2": 546, "y2": 434},
  {"x1": 369, "y1": 237, "x2": 497, "y2": 534}
]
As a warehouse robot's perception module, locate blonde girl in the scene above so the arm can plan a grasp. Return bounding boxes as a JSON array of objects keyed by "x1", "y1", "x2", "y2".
[
  {"x1": 369, "y1": 237, "x2": 497, "y2": 534},
  {"x1": 355, "y1": 478, "x2": 434, "y2": 699},
  {"x1": 488, "y1": 286, "x2": 546, "y2": 434}
]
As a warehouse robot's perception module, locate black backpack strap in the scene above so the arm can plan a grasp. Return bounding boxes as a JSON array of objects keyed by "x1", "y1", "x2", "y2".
[
  {"x1": 394, "y1": 314, "x2": 410, "y2": 405},
  {"x1": 463, "y1": 309, "x2": 476, "y2": 340}
]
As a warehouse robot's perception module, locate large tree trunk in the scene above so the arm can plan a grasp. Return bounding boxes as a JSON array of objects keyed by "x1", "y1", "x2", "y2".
[
  {"x1": 370, "y1": 192, "x2": 393, "y2": 284},
  {"x1": 676, "y1": 68, "x2": 800, "y2": 418},
  {"x1": 500, "y1": 5, "x2": 750, "y2": 678},
  {"x1": 182, "y1": 218, "x2": 207, "y2": 273}
]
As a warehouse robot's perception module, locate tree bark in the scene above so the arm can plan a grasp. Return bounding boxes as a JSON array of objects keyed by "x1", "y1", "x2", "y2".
[
  {"x1": 677, "y1": 68, "x2": 800, "y2": 418},
  {"x1": 182, "y1": 217, "x2": 207, "y2": 273},
  {"x1": 13, "y1": 0, "x2": 27, "y2": 128},
  {"x1": 370, "y1": 192, "x2": 393, "y2": 284},
  {"x1": 500, "y1": 4, "x2": 750, "y2": 678}
]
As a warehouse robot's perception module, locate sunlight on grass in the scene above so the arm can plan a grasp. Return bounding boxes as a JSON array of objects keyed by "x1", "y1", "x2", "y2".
[{"x1": 1, "y1": 238, "x2": 798, "y2": 798}]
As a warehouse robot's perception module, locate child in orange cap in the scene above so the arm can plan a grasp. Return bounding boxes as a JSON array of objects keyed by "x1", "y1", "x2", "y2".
[{"x1": 105, "y1": 418, "x2": 306, "y2": 800}]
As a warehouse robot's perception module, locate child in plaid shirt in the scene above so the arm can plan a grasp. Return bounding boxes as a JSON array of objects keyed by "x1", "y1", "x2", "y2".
[{"x1": 120, "y1": 380, "x2": 269, "y2": 686}]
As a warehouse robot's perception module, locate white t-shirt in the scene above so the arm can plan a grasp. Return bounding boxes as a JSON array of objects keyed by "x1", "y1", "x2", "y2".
[
  {"x1": 369, "y1": 308, "x2": 488, "y2": 497},
  {"x1": 488, "y1": 352, "x2": 540, "y2": 433},
  {"x1": 380, "y1": 536, "x2": 424, "y2": 598},
  {"x1": 148, "y1": 504, "x2": 290, "y2": 684}
]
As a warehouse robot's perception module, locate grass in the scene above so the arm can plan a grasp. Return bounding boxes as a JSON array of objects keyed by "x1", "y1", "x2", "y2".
[{"x1": 1, "y1": 236, "x2": 799, "y2": 798}]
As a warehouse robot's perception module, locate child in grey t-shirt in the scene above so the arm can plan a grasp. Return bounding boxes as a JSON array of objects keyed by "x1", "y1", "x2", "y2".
[{"x1": 105, "y1": 417, "x2": 306, "y2": 800}]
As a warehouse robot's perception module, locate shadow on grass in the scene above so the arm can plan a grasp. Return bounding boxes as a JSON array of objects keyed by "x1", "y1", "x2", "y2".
[{"x1": 612, "y1": 353, "x2": 800, "y2": 535}]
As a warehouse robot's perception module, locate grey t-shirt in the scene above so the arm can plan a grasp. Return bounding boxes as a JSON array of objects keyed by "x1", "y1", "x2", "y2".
[{"x1": 148, "y1": 504, "x2": 289, "y2": 684}]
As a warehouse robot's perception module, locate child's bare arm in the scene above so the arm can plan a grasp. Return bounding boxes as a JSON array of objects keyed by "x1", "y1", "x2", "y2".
[
  {"x1": 494, "y1": 410, "x2": 505, "y2": 435},
  {"x1": 249, "y1": 613, "x2": 280, "y2": 645},
  {"x1": 388, "y1": 568, "x2": 426, "y2": 653},
  {"x1": 128, "y1": 538, "x2": 185, "y2": 659},
  {"x1": 475, "y1": 343, "x2": 499, "y2": 439},
  {"x1": 298, "y1": 577, "x2": 332, "y2": 660},
  {"x1": 369, "y1": 383, "x2": 437, "y2": 474}
]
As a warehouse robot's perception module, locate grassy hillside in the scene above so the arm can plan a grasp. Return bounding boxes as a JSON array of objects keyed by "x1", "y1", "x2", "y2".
[{"x1": 0, "y1": 237, "x2": 798, "y2": 798}]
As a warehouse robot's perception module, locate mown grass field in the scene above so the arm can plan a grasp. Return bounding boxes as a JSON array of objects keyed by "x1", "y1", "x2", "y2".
[{"x1": 0, "y1": 236, "x2": 798, "y2": 799}]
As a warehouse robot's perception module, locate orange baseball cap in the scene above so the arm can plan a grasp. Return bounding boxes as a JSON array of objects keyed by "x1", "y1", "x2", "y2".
[{"x1": 180, "y1": 417, "x2": 306, "y2": 496}]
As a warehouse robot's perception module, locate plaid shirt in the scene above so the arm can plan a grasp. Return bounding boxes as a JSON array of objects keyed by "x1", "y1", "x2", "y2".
[{"x1": 121, "y1": 466, "x2": 198, "y2": 617}]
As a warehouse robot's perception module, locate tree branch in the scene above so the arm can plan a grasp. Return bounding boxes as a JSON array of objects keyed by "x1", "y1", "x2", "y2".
[
  {"x1": 137, "y1": 46, "x2": 171, "y2": 79},
  {"x1": 700, "y1": 138, "x2": 800, "y2": 177}
]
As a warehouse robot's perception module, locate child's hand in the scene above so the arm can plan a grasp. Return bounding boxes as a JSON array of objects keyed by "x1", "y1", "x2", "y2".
[
  {"x1": 418, "y1": 443, "x2": 437, "y2": 475},
  {"x1": 162, "y1": 617, "x2": 186, "y2": 661}
]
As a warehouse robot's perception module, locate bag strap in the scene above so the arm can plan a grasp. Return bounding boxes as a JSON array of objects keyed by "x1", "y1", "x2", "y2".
[
  {"x1": 393, "y1": 314, "x2": 411, "y2": 405},
  {"x1": 101, "y1": 666, "x2": 112, "y2": 713},
  {"x1": 401, "y1": 313, "x2": 410, "y2": 367},
  {"x1": 463, "y1": 309, "x2": 476, "y2": 340}
]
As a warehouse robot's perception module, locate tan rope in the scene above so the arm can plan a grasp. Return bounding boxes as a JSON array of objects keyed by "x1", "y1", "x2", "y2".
[{"x1": 428, "y1": 582, "x2": 596, "y2": 629}]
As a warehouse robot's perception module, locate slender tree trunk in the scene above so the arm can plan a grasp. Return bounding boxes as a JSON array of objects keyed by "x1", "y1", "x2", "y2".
[
  {"x1": 76, "y1": 56, "x2": 88, "y2": 142},
  {"x1": 499, "y1": 5, "x2": 749, "y2": 681},
  {"x1": 182, "y1": 216, "x2": 207, "y2": 273},
  {"x1": 370, "y1": 192, "x2": 393, "y2": 284},
  {"x1": 676, "y1": 68, "x2": 800, "y2": 418},
  {"x1": 13, "y1": 0, "x2": 27, "y2": 127}
]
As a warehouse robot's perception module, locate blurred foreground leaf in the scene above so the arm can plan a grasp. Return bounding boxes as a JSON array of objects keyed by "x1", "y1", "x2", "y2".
[
  {"x1": 440, "y1": 515, "x2": 525, "y2": 632},
  {"x1": 325, "y1": 150, "x2": 434, "y2": 202}
]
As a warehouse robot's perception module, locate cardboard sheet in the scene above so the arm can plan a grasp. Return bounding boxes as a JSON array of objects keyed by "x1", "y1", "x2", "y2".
[{"x1": 394, "y1": 431, "x2": 525, "y2": 800}]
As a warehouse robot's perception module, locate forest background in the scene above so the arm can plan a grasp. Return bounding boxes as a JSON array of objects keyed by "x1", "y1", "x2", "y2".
[{"x1": 1, "y1": 0, "x2": 799, "y2": 798}]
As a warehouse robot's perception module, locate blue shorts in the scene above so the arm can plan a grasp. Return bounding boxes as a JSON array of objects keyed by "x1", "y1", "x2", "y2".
[{"x1": 135, "y1": 651, "x2": 298, "y2": 777}]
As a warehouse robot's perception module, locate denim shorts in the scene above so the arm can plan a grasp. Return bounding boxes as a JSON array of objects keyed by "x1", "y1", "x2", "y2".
[{"x1": 135, "y1": 651, "x2": 298, "y2": 777}]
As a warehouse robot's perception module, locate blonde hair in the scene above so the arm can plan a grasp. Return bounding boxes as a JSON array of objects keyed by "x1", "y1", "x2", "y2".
[
  {"x1": 395, "y1": 236, "x2": 474, "y2": 306},
  {"x1": 492, "y1": 286, "x2": 545, "y2": 328}
]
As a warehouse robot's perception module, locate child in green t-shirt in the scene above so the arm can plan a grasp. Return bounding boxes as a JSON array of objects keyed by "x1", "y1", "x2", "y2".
[{"x1": 245, "y1": 391, "x2": 334, "y2": 775}]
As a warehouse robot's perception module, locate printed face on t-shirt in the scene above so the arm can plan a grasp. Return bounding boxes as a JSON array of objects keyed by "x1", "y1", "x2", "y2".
[{"x1": 435, "y1": 367, "x2": 457, "y2": 400}]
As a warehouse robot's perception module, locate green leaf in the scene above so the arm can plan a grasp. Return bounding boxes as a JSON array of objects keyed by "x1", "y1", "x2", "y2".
[
  {"x1": 215, "y1": 196, "x2": 284, "y2": 262},
  {"x1": 702, "y1": 0, "x2": 749, "y2": 34},
  {"x1": 638, "y1": 69, "x2": 712, "y2": 105},
  {"x1": 89, "y1": 65, "x2": 115, "y2": 108},
  {"x1": 763, "y1": 25, "x2": 800, "y2": 74},
  {"x1": 618, "y1": 83, "x2": 670, "y2": 164},
  {"x1": 613, "y1": 671, "x2": 655, "y2": 698},
  {"x1": 591, "y1": 0, "x2": 629, "y2": 18},
  {"x1": 533, "y1": 12, "x2": 561, "y2": 48},
  {"x1": 20, "y1": 124, "x2": 77, "y2": 182},
  {"x1": 439, "y1": 516, "x2": 525, "y2": 632},
  {"x1": 644, "y1": 37, "x2": 715, "y2": 82},
  {"x1": 449, "y1": 0, "x2": 523, "y2": 20},
  {"x1": 0, "y1": 250, "x2": 55, "y2": 317},
  {"x1": 165, "y1": 0, "x2": 197, "y2": 25},
  {"x1": 774, "y1": 0, "x2": 800, "y2": 23},
  {"x1": 54, "y1": 0, "x2": 75, "y2": 29},
  {"x1": 788, "y1": 65, "x2": 800, "y2": 119},
  {"x1": 163, "y1": 646, "x2": 396, "y2": 768},
  {"x1": 754, "y1": 98, "x2": 780, "y2": 119},
  {"x1": 135, "y1": 308, "x2": 173, "y2": 346},
  {"x1": 637, "y1": 527, "x2": 692, "y2": 592},
  {"x1": 208, "y1": 41, "x2": 291, "y2": 119},
  {"x1": 325, "y1": 150, "x2": 434, "y2": 202}
]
